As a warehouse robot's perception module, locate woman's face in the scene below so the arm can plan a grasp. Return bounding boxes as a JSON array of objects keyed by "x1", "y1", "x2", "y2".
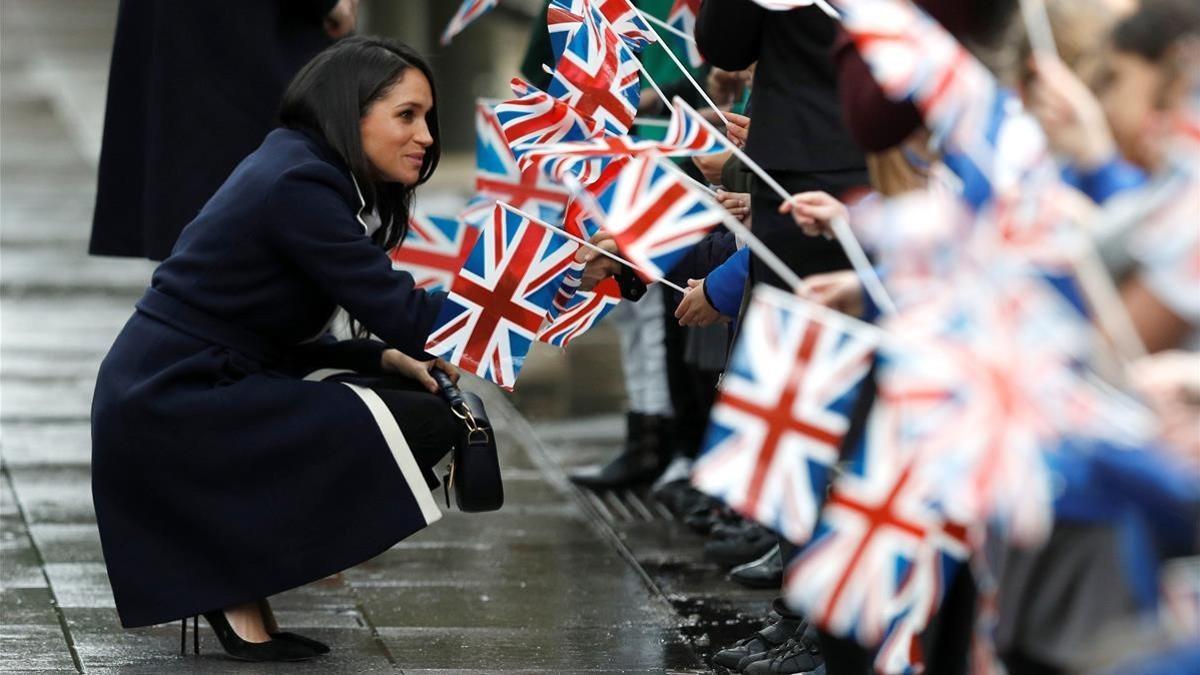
[{"x1": 360, "y1": 68, "x2": 434, "y2": 185}]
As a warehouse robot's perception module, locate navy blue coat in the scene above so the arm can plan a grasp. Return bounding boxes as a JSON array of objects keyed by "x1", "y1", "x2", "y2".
[{"x1": 92, "y1": 128, "x2": 451, "y2": 628}]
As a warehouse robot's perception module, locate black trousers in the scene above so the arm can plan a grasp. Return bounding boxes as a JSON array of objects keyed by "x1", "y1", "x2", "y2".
[
  {"x1": 330, "y1": 373, "x2": 459, "y2": 488},
  {"x1": 747, "y1": 168, "x2": 869, "y2": 290},
  {"x1": 661, "y1": 289, "x2": 722, "y2": 459}
]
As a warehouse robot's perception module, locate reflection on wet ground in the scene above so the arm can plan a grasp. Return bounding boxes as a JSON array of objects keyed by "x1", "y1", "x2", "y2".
[{"x1": 528, "y1": 417, "x2": 781, "y2": 674}]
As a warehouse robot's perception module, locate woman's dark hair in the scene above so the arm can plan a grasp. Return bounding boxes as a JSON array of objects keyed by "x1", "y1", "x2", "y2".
[
  {"x1": 1112, "y1": 0, "x2": 1200, "y2": 62},
  {"x1": 279, "y1": 36, "x2": 441, "y2": 254}
]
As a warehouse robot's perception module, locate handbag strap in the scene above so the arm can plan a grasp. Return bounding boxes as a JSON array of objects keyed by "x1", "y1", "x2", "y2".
[{"x1": 432, "y1": 370, "x2": 489, "y2": 445}]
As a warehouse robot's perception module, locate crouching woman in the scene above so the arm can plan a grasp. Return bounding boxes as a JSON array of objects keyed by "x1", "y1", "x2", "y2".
[{"x1": 91, "y1": 37, "x2": 460, "y2": 661}]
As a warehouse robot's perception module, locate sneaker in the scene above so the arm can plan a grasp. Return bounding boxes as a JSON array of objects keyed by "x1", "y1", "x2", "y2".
[
  {"x1": 741, "y1": 624, "x2": 823, "y2": 675},
  {"x1": 711, "y1": 613, "x2": 803, "y2": 671}
]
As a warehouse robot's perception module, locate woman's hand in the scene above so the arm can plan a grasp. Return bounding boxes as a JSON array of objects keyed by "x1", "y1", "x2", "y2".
[
  {"x1": 724, "y1": 112, "x2": 751, "y2": 148},
  {"x1": 798, "y1": 270, "x2": 863, "y2": 317},
  {"x1": 716, "y1": 190, "x2": 751, "y2": 221},
  {"x1": 692, "y1": 149, "x2": 731, "y2": 185},
  {"x1": 381, "y1": 349, "x2": 459, "y2": 394},
  {"x1": 675, "y1": 279, "x2": 728, "y2": 327},
  {"x1": 1025, "y1": 54, "x2": 1116, "y2": 170},
  {"x1": 577, "y1": 231, "x2": 622, "y2": 292},
  {"x1": 778, "y1": 191, "x2": 847, "y2": 238},
  {"x1": 708, "y1": 68, "x2": 748, "y2": 108},
  {"x1": 324, "y1": 0, "x2": 360, "y2": 39}
]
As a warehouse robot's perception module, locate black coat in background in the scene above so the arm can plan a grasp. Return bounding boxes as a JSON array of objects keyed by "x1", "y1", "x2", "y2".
[
  {"x1": 89, "y1": 0, "x2": 336, "y2": 260},
  {"x1": 695, "y1": 0, "x2": 868, "y2": 289}
]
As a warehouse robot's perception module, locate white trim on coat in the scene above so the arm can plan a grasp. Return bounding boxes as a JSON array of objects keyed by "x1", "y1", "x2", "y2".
[{"x1": 303, "y1": 369, "x2": 443, "y2": 526}]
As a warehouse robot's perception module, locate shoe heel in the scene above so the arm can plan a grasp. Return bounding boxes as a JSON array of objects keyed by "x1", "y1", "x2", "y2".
[{"x1": 180, "y1": 615, "x2": 199, "y2": 655}]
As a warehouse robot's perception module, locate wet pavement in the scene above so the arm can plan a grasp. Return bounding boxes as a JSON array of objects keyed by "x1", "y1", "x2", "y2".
[{"x1": 0, "y1": 1, "x2": 779, "y2": 672}]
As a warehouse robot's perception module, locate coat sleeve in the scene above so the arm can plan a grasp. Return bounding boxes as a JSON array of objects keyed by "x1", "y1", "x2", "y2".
[
  {"x1": 695, "y1": 0, "x2": 764, "y2": 71},
  {"x1": 265, "y1": 161, "x2": 445, "y2": 359},
  {"x1": 704, "y1": 246, "x2": 749, "y2": 317},
  {"x1": 664, "y1": 228, "x2": 739, "y2": 286},
  {"x1": 286, "y1": 335, "x2": 389, "y2": 375}
]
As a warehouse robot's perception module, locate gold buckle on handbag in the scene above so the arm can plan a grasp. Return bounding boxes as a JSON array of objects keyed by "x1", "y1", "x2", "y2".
[{"x1": 450, "y1": 402, "x2": 490, "y2": 444}]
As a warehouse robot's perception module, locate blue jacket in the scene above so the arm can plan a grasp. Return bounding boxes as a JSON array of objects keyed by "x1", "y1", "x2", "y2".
[
  {"x1": 1060, "y1": 156, "x2": 1146, "y2": 204},
  {"x1": 704, "y1": 246, "x2": 750, "y2": 317}
]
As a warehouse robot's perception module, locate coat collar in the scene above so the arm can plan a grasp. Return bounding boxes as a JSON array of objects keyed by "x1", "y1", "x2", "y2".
[
  {"x1": 349, "y1": 174, "x2": 382, "y2": 236},
  {"x1": 291, "y1": 126, "x2": 378, "y2": 236}
]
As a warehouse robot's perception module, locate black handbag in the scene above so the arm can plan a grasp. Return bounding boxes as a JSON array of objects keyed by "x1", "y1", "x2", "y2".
[{"x1": 432, "y1": 370, "x2": 504, "y2": 512}]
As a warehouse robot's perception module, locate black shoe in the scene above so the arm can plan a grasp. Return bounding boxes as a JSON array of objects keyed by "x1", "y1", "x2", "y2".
[
  {"x1": 569, "y1": 413, "x2": 671, "y2": 489},
  {"x1": 712, "y1": 612, "x2": 803, "y2": 671},
  {"x1": 705, "y1": 522, "x2": 777, "y2": 568},
  {"x1": 270, "y1": 632, "x2": 330, "y2": 655},
  {"x1": 197, "y1": 611, "x2": 320, "y2": 662},
  {"x1": 651, "y1": 479, "x2": 695, "y2": 515},
  {"x1": 730, "y1": 544, "x2": 783, "y2": 589},
  {"x1": 742, "y1": 625, "x2": 823, "y2": 675},
  {"x1": 255, "y1": 599, "x2": 331, "y2": 655},
  {"x1": 684, "y1": 502, "x2": 737, "y2": 534}
]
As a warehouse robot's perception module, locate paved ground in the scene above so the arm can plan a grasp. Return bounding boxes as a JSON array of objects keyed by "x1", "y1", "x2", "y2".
[{"x1": 0, "y1": 2, "x2": 779, "y2": 672}]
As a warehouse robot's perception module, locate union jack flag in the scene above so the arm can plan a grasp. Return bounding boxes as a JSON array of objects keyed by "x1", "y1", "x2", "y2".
[
  {"x1": 562, "y1": 156, "x2": 629, "y2": 241},
  {"x1": 424, "y1": 203, "x2": 580, "y2": 391},
  {"x1": 549, "y1": 3, "x2": 642, "y2": 135},
  {"x1": 440, "y1": 0, "x2": 498, "y2": 46},
  {"x1": 592, "y1": 0, "x2": 657, "y2": 51},
  {"x1": 497, "y1": 78, "x2": 608, "y2": 184},
  {"x1": 537, "y1": 263, "x2": 622, "y2": 347},
  {"x1": 458, "y1": 194, "x2": 497, "y2": 232},
  {"x1": 474, "y1": 99, "x2": 570, "y2": 224},
  {"x1": 515, "y1": 98, "x2": 722, "y2": 181},
  {"x1": 783, "y1": 395, "x2": 955, "y2": 650},
  {"x1": 692, "y1": 285, "x2": 877, "y2": 545},
  {"x1": 548, "y1": 0, "x2": 585, "y2": 63},
  {"x1": 587, "y1": 156, "x2": 725, "y2": 282},
  {"x1": 389, "y1": 213, "x2": 480, "y2": 293},
  {"x1": 667, "y1": 0, "x2": 704, "y2": 68},
  {"x1": 555, "y1": 0, "x2": 658, "y2": 51},
  {"x1": 664, "y1": 97, "x2": 726, "y2": 154}
]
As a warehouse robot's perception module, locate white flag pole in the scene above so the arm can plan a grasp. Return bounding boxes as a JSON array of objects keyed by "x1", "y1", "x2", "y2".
[
  {"x1": 620, "y1": 1, "x2": 732, "y2": 128},
  {"x1": 641, "y1": 12, "x2": 695, "y2": 44},
  {"x1": 672, "y1": 96, "x2": 897, "y2": 314},
  {"x1": 812, "y1": 0, "x2": 841, "y2": 20},
  {"x1": 505, "y1": 200, "x2": 688, "y2": 295},
  {"x1": 1018, "y1": 0, "x2": 1059, "y2": 57}
]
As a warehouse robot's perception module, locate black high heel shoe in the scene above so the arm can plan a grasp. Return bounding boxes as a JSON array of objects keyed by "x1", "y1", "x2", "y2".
[
  {"x1": 178, "y1": 611, "x2": 320, "y2": 662},
  {"x1": 256, "y1": 599, "x2": 331, "y2": 655}
]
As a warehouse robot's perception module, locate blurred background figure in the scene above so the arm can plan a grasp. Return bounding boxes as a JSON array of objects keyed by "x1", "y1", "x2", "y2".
[{"x1": 88, "y1": 0, "x2": 359, "y2": 260}]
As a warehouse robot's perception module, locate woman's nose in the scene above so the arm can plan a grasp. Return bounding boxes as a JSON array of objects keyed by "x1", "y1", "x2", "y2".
[{"x1": 414, "y1": 122, "x2": 433, "y2": 148}]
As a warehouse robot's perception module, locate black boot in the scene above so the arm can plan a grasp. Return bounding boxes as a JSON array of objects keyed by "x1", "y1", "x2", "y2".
[{"x1": 569, "y1": 413, "x2": 671, "y2": 489}]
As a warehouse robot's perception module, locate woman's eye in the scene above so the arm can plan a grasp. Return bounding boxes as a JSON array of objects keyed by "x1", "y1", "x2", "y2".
[{"x1": 397, "y1": 110, "x2": 414, "y2": 120}]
